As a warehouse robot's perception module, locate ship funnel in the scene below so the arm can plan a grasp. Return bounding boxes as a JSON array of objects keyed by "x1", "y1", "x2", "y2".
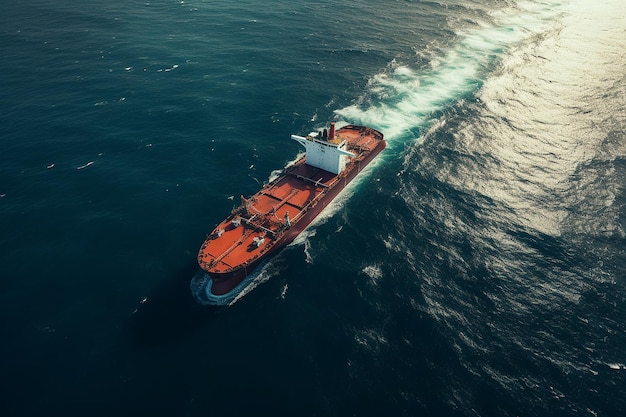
[{"x1": 329, "y1": 122, "x2": 335, "y2": 140}]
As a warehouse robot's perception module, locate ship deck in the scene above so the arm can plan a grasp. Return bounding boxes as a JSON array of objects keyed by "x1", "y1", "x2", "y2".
[
  {"x1": 198, "y1": 161, "x2": 333, "y2": 273},
  {"x1": 198, "y1": 125, "x2": 384, "y2": 276}
]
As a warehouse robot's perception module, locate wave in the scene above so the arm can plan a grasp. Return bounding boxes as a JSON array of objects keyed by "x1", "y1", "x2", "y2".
[
  {"x1": 335, "y1": 0, "x2": 565, "y2": 144},
  {"x1": 190, "y1": 258, "x2": 283, "y2": 306}
]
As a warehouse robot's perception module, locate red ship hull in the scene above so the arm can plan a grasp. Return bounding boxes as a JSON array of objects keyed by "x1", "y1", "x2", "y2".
[{"x1": 198, "y1": 124, "x2": 385, "y2": 296}]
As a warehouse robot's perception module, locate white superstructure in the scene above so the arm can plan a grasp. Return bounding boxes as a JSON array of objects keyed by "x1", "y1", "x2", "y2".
[{"x1": 291, "y1": 124, "x2": 354, "y2": 175}]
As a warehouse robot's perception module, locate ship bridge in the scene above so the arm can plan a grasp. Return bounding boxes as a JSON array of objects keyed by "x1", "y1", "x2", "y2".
[{"x1": 291, "y1": 122, "x2": 354, "y2": 175}]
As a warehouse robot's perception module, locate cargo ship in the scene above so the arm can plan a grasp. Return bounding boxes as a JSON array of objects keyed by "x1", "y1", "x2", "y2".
[{"x1": 195, "y1": 123, "x2": 385, "y2": 301}]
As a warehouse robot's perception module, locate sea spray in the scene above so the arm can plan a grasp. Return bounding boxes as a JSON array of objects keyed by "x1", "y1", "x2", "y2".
[{"x1": 335, "y1": 1, "x2": 566, "y2": 145}]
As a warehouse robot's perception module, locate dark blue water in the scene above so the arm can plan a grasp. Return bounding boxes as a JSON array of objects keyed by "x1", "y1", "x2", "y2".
[{"x1": 1, "y1": 1, "x2": 625, "y2": 416}]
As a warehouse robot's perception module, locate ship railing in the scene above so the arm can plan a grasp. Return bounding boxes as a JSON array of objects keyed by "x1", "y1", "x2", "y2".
[
  {"x1": 291, "y1": 210, "x2": 306, "y2": 224},
  {"x1": 349, "y1": 136, "x2": 377, "y2": 153},
  {"x1": 241, "y1": 217, "x2": 277, "y2": 238},
  {"x1": 346, "y1": 125, "x2": 383, "y2": 141},
  {"x1": 292, "y1": 173, "x2": 329, "y2": 189},
  {"x1": 289, "y1": 196, "x2": 319, "y2": 224}
]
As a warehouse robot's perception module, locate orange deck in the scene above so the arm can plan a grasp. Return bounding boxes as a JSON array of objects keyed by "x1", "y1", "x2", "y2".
[
  {"x1": 198, "y1": 125, "x2": 384, "y2": 278},
  {"x1": 198, "y1": 161, "x2": 332, "y2": 273}
]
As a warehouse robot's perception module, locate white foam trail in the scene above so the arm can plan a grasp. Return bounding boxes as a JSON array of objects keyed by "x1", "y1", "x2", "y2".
[
  {"x1": 290, "y1": 227, "x2": 316, "y2": 248},
  {"x1": 190, "y1": 259, "x2": 282, "y2": 306},
  {"x1": 362, "y1": 264, "x2": 383, "y2": 288},
  {"x1": 77, "y1": 161, "x2": 94, "y2": 170},
  {"x1": 279, "y1": 283, "x2": 288, "y2": 300},
  {"x1": 267, "y1": 152, "x2": 304, "y2": 183},
  {"x1": 335, "y1": 1, "x2": 566, "y2": 143}
]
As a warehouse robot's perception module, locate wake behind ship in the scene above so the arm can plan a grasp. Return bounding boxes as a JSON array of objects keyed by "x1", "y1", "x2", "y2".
[{"x1": 193, "y1": 123, "x2": 385, "y2": 304}]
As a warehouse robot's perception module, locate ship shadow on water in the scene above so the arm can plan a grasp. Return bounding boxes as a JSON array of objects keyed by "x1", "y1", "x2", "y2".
[{"x1": 124, "y1": 262, "x2": 223, "y2": 346}]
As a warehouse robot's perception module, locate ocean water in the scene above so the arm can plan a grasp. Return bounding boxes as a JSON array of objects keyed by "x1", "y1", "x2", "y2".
[{"x1": 1, "y1": 0, "x2": 625, "y2": 415}]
